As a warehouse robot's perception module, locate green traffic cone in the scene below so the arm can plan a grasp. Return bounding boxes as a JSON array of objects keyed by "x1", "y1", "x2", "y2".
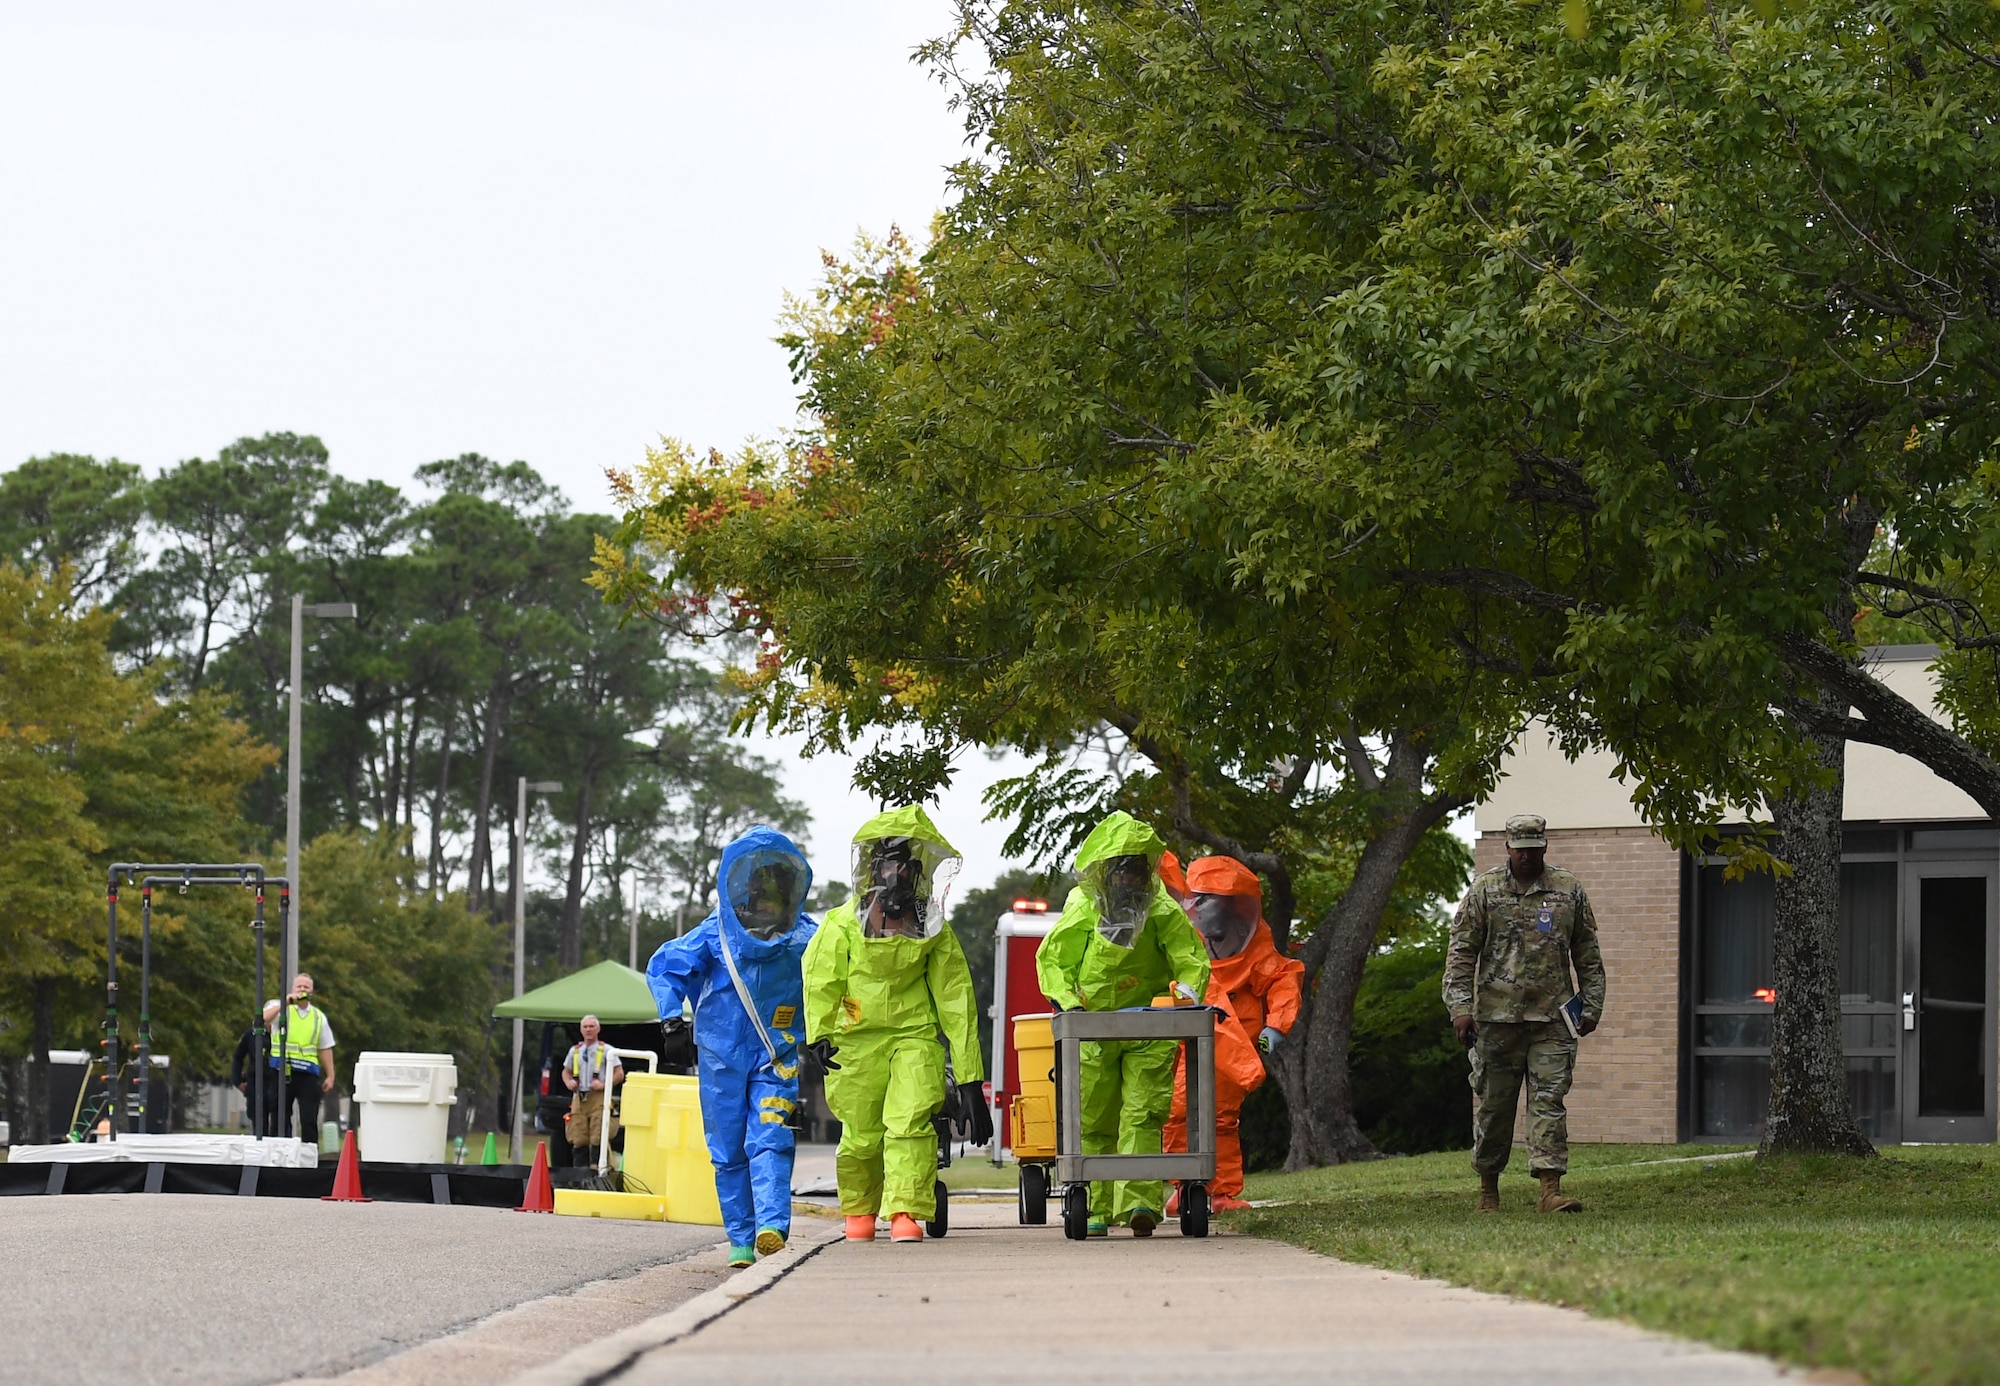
[{"x1": 481, "y1": 1131, "x2": 499, "y2": 1165}]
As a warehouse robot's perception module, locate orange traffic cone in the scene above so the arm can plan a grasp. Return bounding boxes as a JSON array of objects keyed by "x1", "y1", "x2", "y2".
[
  {"x1": 516, "y1": 1139, "x2": 554, "y2": 1213},
  {"x1": 322, "y1": 1130, "x2": 371, "y2": 1203}
]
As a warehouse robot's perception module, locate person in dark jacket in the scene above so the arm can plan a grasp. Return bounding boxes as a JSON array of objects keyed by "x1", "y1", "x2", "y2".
[{"x1": 231, "y1": 1013, "x2": 268, "y2": 1135}]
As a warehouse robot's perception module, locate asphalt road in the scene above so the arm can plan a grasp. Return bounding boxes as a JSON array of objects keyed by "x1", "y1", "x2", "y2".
[{"x1": 0, "y1": 1194, "x2": 719, "y2": 1386}]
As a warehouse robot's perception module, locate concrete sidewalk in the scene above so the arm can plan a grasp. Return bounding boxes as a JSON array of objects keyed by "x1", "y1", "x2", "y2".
[{"x1": 549, "y1": 1205, "x2": 1790, "y2": 1386}]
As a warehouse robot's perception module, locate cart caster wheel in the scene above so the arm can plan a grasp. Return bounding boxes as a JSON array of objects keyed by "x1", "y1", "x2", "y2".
[
  {"x1": 1019, "y1": 1162, "x2": 1049, "y2": 1225},
  {"x1": 1179, "y1": 1182, "x2": 1210, "y2": 1239},
  {"x1": 927, "y1": 1181, "x2": 949, "y2": 1238},
  {"x1": 1062, "y1": 1183, "x2": 1091, "y2": 1241}
]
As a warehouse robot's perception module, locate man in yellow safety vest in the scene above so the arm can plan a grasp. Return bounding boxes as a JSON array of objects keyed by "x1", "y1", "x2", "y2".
[
  {"x1": 265, "y1": 973, "x2": 338, "y2": 1146},
  {"x1": 562, "y1": 1014, "x2": 623, "y2": 1169}
]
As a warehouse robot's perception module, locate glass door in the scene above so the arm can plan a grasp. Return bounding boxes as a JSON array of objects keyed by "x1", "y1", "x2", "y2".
[{"x1": 1902, "y1": 864, "x2": 1998, "y2": 1142}]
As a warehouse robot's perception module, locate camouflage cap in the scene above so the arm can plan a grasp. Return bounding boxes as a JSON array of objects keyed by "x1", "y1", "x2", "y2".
[{"x1": 1504, "y1": 813, "x2": 1548, "y2": 848}]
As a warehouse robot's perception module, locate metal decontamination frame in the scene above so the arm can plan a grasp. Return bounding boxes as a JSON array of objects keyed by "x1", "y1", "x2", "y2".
[
  {"x1": 1050, "y1": 1005, "x2": 1216, "y2": 1239},
  {"x1": 104, "y1": 863, "x2": 288, "y2": 1142}
]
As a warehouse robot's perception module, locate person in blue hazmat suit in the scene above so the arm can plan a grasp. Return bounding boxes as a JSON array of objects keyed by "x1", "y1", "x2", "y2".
[{"x1": 646, "y1": 826, "x2": 817, "y2": 1267}]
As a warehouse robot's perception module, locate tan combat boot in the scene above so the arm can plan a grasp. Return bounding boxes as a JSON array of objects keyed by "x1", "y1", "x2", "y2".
[
  {"x1": 1476, "y1": 1170, "x2": 1501, "y2": 1213},
  {"x1": 1537, "y1": 1171, "x2": 1583, "y2": 1213}
]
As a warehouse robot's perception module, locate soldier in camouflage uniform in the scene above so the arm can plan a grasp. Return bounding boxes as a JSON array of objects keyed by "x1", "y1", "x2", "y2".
[{"x1": 1444, "y1": 813, "x2": 1606, "y2": 1214}]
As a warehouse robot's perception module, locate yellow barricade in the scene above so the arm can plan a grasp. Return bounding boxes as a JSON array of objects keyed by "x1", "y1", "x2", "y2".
[{"x1": 613, "y1": 1071, "x2": 724, "y2": 1226}]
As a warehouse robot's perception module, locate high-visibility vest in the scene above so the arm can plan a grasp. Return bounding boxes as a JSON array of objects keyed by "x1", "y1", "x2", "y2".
[{"x1": 270, "y1": 1004, "x2": 326, "y2": 1069}]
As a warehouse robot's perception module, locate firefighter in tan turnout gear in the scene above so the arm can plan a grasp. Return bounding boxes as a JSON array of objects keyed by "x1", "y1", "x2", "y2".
[{"x1": 1444, "y1": 814, "x2": 1606, "y2": 1214}]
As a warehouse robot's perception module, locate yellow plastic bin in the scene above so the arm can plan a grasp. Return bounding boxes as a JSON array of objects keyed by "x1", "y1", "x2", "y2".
[
  {"x1": 617, "y1": 1072, "x2": 724, "y2": 1226},
  {"x1": 1010, "y1": 1014, "x2": 1057, "y2": 1225},
  {"x1": 1009, "y1": 1014, "x2": 1057, "y2": 1158}
]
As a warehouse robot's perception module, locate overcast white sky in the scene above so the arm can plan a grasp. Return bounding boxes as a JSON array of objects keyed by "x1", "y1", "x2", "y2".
[{"x1": 0, "y1": 1, "x2": 1045, "y2": 893}]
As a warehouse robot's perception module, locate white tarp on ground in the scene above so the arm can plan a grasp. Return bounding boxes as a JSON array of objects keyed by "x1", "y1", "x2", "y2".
[{"x1": 6, "y1": 1134, "x2": 317, "y2": 1167}]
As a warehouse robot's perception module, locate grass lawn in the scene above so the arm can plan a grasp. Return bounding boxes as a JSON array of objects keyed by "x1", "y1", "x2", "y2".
[
  {"x1": 1236, "y1": 1144, "x2": 2000, "y2": 1385},
  {"x1": 939, "y1": 1153, "x2": 1022, "y2": 1191}
]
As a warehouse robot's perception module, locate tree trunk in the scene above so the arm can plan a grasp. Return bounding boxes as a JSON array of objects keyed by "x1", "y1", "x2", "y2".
[
  {"x1": 385, "y1": 698, "x2": 405, "y2": 831},
  {"x1": 467, "y1": 688, "x2": 508, "y2": 914},
  {"x1": 1280, "y1": 735, "x2": 1466, "y2": 1170},
  {"x1": 505, "y1": 808, "x2": 520, "y2": 931},
  {"x1": 30, "y1": 976, "x2": 55, "y2": 1143},
  {"x1": 558, "y1": 776, "x2": 595, "y2": 970},
  {"x1": 1763, "y1": 699, "x2": 1876, "y2": 1158},
  {"x1": 428, "y1": 716, "x2": 454, "y2": 895},
  {"x1": 402, "y1": 696, "x2": 423, "y2": 841},
  {"x1": 1284, "y1": 810, "x2": 1442, "y2": 1167}
]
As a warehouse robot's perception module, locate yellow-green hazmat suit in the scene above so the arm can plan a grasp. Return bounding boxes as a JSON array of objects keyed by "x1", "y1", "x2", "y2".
[
  {"x1": 804, "y1": 806, "x2": 984, "y2": 1222},
  {"x1": 1035, "y1": 811, "x2": 1210, "y2": 1226}
]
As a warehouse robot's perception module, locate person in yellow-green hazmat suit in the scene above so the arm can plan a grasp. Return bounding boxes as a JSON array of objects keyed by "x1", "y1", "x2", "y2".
[
  {"x1": 803, "y1": 806, "x2": 992, "y2": 1244},
  {"x1": 1035, "y1": 811, "x2": 1209, "y2": 1237}
]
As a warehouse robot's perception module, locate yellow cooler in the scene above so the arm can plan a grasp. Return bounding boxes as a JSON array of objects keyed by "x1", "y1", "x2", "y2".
[{"x1": 616, "y1": 1072, "x2": 724, "y2": 1226}]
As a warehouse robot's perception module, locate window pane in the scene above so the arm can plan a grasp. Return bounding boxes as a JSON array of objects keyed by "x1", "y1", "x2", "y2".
[
  {"x1": 1698, "y1": 1055, "x2": 1769, "y2": 1138},
  {"x1": 1700, "y1": 1013, "x2": 1771, "y2": 1048},
  {"x1": 1847, "y1": 1057, "x2": 1896, "y2": 1140},
  {"x1": 1840, "y1": 1012, "x2": 1900, "y2": 1051},
  {"x1": 1919, "y1": 875, "x2": 1988, "y2": 1117},
  {"x1": 1846, "y1": 1013, "x2": 1900, "y2": 1050},
  {"x1": 1700, "y1": 866, "x2": 1774, "y2": 1004},
  {"x1": 1909, "y1": 827, "x2": 2000, "y2": 851},
  {"x1": 1839, "y1": 862, "x2": 1898, "y2": 1004}
]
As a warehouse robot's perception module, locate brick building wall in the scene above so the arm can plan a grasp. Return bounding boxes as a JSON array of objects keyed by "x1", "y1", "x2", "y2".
[{"x1": 1474, "y1": 826, "x2": 1682, "y2": 1143}]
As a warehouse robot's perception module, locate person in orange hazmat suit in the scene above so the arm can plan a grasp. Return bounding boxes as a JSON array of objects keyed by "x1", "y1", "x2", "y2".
[
  {"x1": 1164, "y1": 855, "x2": 1304, "y2": 1212},
  {"x1": 1158, "y1": 850, "x2": 1189, "y2": 907}
]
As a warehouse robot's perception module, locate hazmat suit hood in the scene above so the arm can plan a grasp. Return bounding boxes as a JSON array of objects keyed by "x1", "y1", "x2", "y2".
[
  {"x1": 850, "y1": 805, "x2": 961, "y2": 941},
  {"x1": 1072, "y1": 811, "x2": 1168, "y2": 948},
  {"x1": 1185, "y1": 855, "x2": 1263, "y2": 960},
  {"x1": 717, "y1": 825, "x2": 815, "y2": 948}
]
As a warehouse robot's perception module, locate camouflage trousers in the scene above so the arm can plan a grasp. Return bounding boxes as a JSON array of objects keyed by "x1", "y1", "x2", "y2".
[{"x1": 1468, "y1": 1020, "x2": 1576, "y2": 1175}]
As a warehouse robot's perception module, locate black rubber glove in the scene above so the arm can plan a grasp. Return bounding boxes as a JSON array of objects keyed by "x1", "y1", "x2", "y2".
[
  {"x1": 659, "y1": 1016, "x2": 693, "y2": 1065},
  {"x1": 804, "y1": 1038, "x2": 841, "y2": 1077},
  {"x1": 952, "y1": 1081, "x2": 994, "y2": 1146}
]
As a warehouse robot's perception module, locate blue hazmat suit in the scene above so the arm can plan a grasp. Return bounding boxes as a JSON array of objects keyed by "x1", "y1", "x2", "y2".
[{"x1": 646, "y1": 826, "x2": 817, "y2": 1251}]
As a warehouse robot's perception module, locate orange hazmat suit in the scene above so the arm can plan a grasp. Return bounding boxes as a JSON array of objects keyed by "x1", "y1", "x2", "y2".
[{"x1": 1164, "y1": 856, "x2": 1304, "y2": 1202}]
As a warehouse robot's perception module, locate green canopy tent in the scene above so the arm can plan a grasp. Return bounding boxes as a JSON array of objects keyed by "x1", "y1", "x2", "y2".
[{"x1": 492, "y1": 959, "x2": 661, "y2": 1025}]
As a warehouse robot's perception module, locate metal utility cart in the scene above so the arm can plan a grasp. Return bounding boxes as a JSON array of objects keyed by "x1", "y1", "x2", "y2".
[{"x1": 1050, "y1": 1005, "x2": 1216, "y2": 1240}]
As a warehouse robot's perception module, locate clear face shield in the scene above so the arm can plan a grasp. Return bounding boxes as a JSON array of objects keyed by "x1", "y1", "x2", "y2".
[
  {"x1": 1091, "y1": 853, "x2": 1156, "y2": 947},
  {"x1": 725, "y1": 850, "x2": 809, "y2": 940},
  {"x1": 852, "y1": 835, "x2": 961, "y2": 940},
  {"x1": 1188, "y1": 891, "x2": 1260, "y2": 960}
]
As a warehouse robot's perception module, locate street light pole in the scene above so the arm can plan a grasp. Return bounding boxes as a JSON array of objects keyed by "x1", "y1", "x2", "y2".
[
  {"x1": 628, "y1": 871, "x2": 663, "y2": 970},
  {"x1": 286, "y1": 597, "x2": 356, "y2": 984},
  {"x1": 513, "y1": 776, "x2": 562, "y2": 1162}
]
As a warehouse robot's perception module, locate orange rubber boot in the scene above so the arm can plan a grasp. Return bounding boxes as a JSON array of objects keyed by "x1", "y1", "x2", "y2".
[
  {"x1": 844, "y1": 1215, "x2": 877, "y2": 1241},
  {"x1": 889, "y1": 1213, "x2": 924, "y2": 1242}
]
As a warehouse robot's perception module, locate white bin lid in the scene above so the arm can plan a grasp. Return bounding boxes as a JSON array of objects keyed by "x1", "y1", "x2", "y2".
[
  {"x1": 354, "y1": 1052, "x2": 456, "y2": 1068},
  {"x1": 353, "y1": 1052, "x2": 458, "y2": 1104}
]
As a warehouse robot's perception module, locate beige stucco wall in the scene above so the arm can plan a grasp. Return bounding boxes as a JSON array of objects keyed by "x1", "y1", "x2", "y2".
[{"x1": 1476, "y1": 647, "x2": 1981, "y2": 834}]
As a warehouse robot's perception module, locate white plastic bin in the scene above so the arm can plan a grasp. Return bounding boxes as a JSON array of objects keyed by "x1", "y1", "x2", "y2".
[{"x1": 352, "y1": 1052, "x2": 458, "y2": 1164}]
